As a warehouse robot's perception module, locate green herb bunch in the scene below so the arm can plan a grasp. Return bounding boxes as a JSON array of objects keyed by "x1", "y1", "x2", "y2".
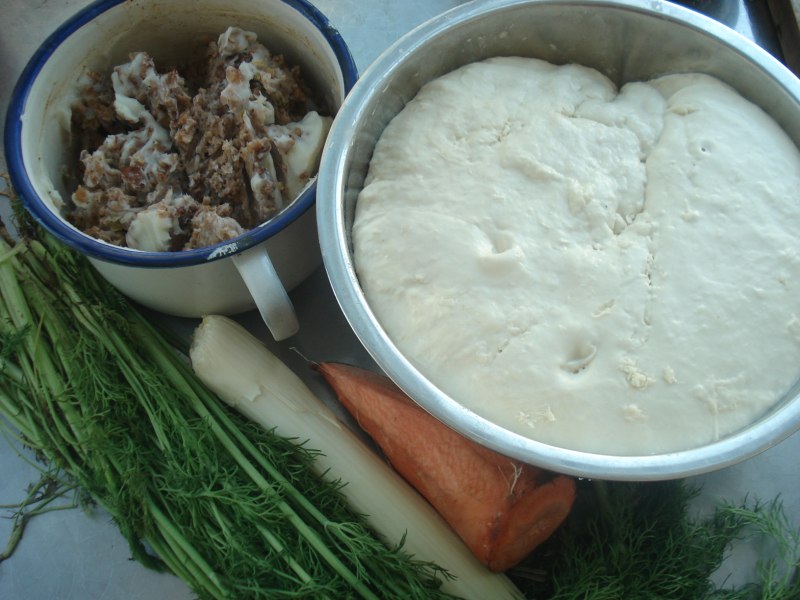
[
  {"x1": 513, "y1": 479, "x2": 799, "y2": 600},
  {"x1": 0, "y1": 225, "x2": 452, "y2": 600}
]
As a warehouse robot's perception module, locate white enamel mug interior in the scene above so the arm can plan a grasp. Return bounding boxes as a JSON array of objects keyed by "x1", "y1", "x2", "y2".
[{"x1": 5, "y1": 0, "x2": 357, "y2": 340}]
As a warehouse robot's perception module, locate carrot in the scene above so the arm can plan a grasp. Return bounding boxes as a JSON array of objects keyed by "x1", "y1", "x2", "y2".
[{"x1": 316, "y1": 362, "x2": 577, "y2": 573}]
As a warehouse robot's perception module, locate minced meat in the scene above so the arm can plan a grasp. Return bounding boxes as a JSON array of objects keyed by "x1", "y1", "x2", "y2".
[{"x1": 67, "y1": 26, "x2": 332, "y2": 252}]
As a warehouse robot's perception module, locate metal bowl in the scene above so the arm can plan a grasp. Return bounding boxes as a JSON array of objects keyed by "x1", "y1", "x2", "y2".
[{"x1": 317, "y1": 0, "x2": 800, "y2": 480}]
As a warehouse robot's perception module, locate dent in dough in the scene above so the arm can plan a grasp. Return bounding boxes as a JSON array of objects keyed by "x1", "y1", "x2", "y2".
[{"x1": 353, "y1": 57, "x2": 800, "y2": 455}]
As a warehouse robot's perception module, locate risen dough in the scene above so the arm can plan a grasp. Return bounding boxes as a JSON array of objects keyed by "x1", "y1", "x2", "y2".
[{"x1": 353, "y1": 57, "x2": 800, "y2": 455}]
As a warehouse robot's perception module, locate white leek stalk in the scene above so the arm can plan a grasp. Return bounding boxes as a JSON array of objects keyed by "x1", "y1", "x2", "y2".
[{"x1": 190, "y1": 315, "x2": 523, "y2": 600}]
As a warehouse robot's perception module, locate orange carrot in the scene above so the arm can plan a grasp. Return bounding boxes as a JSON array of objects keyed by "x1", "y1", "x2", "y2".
[{"x1": 316, "y1": 362, "x2": 576, "y2": 573}]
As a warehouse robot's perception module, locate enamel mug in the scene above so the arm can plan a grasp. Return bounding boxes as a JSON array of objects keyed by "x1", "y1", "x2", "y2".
[{"x1": 5, "y1": 0, "x2": 357, "y2": 340}]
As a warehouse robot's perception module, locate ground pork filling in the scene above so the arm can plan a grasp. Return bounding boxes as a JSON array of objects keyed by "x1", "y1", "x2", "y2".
[{"x1": 66, "y1": 26, "x2": 332, "y2": 252}]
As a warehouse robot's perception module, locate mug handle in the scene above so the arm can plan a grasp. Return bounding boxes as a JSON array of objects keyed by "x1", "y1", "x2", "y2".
[{"x1": 233, "y1": 246, "x2": 299, "y2": 340}]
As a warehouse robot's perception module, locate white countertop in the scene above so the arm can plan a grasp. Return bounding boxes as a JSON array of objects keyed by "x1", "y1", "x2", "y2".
[{"x1": 1, "y1": 1, "x2": 798, "y2": 598}]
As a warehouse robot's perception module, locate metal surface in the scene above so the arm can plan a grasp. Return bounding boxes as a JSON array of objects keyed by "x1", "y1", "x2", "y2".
[
  {"x1": 318, "y1": 0, "x2": 800, "y2": 480},
  {"x1": 1, "y1": 0, "x2": 799, "y2": 598}
]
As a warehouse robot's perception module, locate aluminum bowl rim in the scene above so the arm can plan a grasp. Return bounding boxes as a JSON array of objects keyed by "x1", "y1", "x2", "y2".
[{"x1": 317, "y1": 0, "x2": 800, "y2": 480}]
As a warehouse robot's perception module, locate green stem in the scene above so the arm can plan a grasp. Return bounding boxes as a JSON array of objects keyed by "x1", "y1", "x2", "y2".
[
  {"x1": 147, "y1": 497, "x2": 229, "y2": 599},
  {"x1": 256, "y1": 523, "x2": 332, "y2": 596},
  {"x1": 0, "y1": 390, "x2": 47, "y2": 454},
  {"x1": 0, "y1": 358, "x2": 26, "y2": 388},
  {"x1": 134, "y1": 320, "x2": 380, "y2": 600},
  {"x1": 0, "y1": 471, "x2": 77, "y2": 563},
  {"x1": 0, "y1": 388, "x2": 25, "y2": 424},
  {"x1": 144, "y1": 532, "x2": 197, "y2": 588},
  {"x1": 1, "y1": 250, "x2": 84, "y2": 451}
]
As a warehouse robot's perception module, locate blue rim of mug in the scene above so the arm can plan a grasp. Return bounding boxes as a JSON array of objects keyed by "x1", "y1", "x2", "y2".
[{"x1": 3, "y1": 0, "x2": 358, "y2": 267}]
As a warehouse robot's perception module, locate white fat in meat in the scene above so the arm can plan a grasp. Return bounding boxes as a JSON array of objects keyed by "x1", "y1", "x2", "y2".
[
  {"x1": 67, "y1": 27, "x2": 328, "y2": 250},
  {"x1": 268, "y1": 111, "x2": 332, "y2": 199},
  {"x1": 217, "y1": 26, "x2": 257, "y2": 58}
]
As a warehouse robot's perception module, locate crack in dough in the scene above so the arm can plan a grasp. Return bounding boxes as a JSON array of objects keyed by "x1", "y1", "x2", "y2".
[{"x1": 353, "y1": 57, "x2": 800, "y2": 455}]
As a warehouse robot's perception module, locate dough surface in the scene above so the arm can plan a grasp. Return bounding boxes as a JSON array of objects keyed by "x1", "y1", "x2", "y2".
[{"x1": 353, "y1": 57, "x2": 800, "y2": 455}]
